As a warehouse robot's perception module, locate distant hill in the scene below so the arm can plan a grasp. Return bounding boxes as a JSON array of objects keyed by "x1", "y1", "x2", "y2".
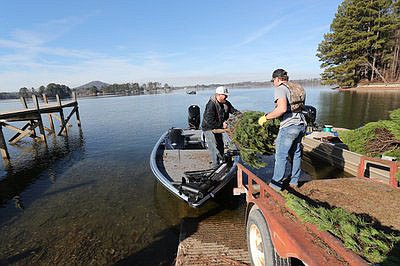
[{"x1": 74, "y1": 81, "x2": 110, "y2": 90}]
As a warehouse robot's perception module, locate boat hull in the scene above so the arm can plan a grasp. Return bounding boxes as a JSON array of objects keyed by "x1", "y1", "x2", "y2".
[{"x1": 150, "y1": 129, "x2": 239, "y2": 207}]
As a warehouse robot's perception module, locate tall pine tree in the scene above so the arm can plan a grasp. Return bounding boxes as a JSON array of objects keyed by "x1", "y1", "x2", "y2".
[{"x1": 317, "y1": 0, "x2": 399, "y2": 87}]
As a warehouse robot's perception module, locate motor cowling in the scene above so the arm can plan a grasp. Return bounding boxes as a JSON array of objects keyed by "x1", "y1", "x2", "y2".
[
  {"x1": 303, "y1": 105, "x2": 317, "y2": 126},
  {"x1": 188, "y1": 105, "x2": 200, "y2": 129}
]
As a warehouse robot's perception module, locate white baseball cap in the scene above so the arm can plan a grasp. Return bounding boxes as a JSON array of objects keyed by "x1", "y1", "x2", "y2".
[{"x1": 215, "y1": 86, "x2": 229, "y2": 96}]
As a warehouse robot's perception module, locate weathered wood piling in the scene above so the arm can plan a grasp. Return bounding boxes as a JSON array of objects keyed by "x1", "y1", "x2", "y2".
[{"x1": 0, "y1": 92, "x2": 81, "y2": 162}]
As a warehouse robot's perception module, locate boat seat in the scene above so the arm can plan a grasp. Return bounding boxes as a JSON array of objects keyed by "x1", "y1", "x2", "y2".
[{"x1": 182, "y1": 130, "x2": 206, "y2": 148}]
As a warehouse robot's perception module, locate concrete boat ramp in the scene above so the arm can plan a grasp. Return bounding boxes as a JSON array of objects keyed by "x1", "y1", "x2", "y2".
[{"x1": 175, "y1": 203, "x2": 250, "y2": 265}]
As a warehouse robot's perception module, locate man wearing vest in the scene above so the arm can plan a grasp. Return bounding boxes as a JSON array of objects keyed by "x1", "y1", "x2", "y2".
[
  {"x1": 202, "y1": 86, "x2": 240, "y2": 168},
  {"x1": 264, "y1": 69, "x2": 306, "y2": 191}
]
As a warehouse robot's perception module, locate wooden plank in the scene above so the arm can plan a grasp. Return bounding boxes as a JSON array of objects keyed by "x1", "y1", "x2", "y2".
[
  {"x1": 51, "y1": 113, "x2": 72, "y2": 127},
  {"x1": 302, "y1": 137, "x2": 360, "y2": 176},
  {"x1": 20, "y1": 96, "x2": 28, "y2": 108},
  {"x1": 10, "y1": 122, "x2": 40, "y2": 144},
  {"x1": 3, "y1": 122, "x2": 34, "y2": 136},
  {"x1": 0, "y1": 123, "x2": 10, "y2": 160},
  {"x1": 58, "y1": 106, "x2": 77, "y2": 135},
  {"x1": 20, "y1": 96, "x2": 37, "y2": 138},
  {"x1": 9, "y1": 123, "x2": 31, "y2": 142}
]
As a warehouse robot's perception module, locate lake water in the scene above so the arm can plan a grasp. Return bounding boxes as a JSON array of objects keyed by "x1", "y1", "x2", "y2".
[{"x1": 1, "y1": 87, "x2": 400, "y2": 265}]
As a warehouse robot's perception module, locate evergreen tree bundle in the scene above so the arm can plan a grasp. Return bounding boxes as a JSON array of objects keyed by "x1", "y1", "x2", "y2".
[
  {"x1": 231, "y1": 111, "x2": 280, "y2": 168},
  {"x1": 284, "y1": 192, "x2": 400, "y2": 264},
  {"x1": 339, "y1": 108, "x2": 400, "y2": 159},
  {"x1": 389, "y1": 108, "x2": 400, "y2": 124}
]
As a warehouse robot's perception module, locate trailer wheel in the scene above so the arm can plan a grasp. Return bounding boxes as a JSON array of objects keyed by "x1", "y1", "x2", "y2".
[{"x1": 247, "y1": 207, "x2": 291, "y2": 266}]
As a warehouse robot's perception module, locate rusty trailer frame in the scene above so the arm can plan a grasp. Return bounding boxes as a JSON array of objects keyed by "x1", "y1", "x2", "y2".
[{"x1": 234, "y1": 163, "x2": 368, "y2": 266}]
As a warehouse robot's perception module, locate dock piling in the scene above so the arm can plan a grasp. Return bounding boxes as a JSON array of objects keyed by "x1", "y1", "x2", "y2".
[
  {"x1": 56, "y1": 95, "x2": 68, "y2": 136},
  {"x1": 42, "y1": 94, "x2": 55, "y2": 133},
  {"x1": 73, "y1": 92, "x2": 81, "y2": 128},
  {"x1": 32, "y1": 95, "x2": 47, "y2": 145},
  {"x1": 0, "y1": 124, "x2": 10, "y2": 161},
  {"x1": 20, "y1": 96, "x2": 37, "y2": 137}
]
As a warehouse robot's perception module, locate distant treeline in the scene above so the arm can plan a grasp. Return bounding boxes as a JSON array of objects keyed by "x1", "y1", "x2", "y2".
[
  {"x1": 18, "y1": 83, "x2": 72, "y2": 99},
  {"x1": 0, "y1": 79, "x2": 323, "y2": 100},
  {"x1": 0, "y1": 83, "x2": 73, "y2": 100},
  {"x1": 0, "y1": 82, "x2": 172, "y2": 100},
  {"x1": 0, "y1": 92, "x2": 19, "y2": 99},
  {"x1": 76, "y1": 82, "x2": 172, "y2": 96},
  {"x1": 179, "y1": 78, "x2": 322, "y2": 90}
]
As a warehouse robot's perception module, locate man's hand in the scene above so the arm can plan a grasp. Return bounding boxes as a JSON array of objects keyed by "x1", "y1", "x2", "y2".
[{"x1": 258, "y1": 115, "x2": 267, "y2": 126}]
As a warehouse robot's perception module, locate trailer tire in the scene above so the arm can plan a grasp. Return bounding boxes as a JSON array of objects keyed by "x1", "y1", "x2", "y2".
[{"x1": 247, "y1": 207, "x2": 291, "y2": 266}]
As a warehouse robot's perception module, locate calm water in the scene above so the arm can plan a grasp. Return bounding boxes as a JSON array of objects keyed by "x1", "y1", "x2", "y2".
[{"x1": 0, "y1": 87, "x2": 400, "y2": 265}]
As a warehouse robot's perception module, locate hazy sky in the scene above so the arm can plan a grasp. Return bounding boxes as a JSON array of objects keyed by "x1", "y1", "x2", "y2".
[{"x1": 0, "y1": 0, "x2": 342, "y2": 92}]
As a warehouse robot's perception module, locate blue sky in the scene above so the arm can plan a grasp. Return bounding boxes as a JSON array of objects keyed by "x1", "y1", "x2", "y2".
[{"x1": 0, "y1": 0, "x2": 342, "y2": 92}]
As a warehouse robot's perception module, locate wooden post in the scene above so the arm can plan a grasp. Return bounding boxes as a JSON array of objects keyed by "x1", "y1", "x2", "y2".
[
  {"x1": 0, "y1": 123, "x2": 10, "y2": 161},
  {"x1": 32, "y1": 95, "x2": 47, "y2": 145},
  {"x1": 56, "y1": 94, "x2": 68, "y2": 136},
  {"x1": 42, "y1": 94, "x2": 55, "y2": 133},
  {"x1": 20, "y1": 96, "x2": 28, "y2": 108},
  {"x1": 20, "y1": 96, "x2": 36, "y2": 137},
  {"x1": 73, "y1": 92, "x2": 81, "y2": 128}
]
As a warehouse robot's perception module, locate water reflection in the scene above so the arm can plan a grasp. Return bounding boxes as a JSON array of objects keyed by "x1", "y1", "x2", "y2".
[
  {"x1": 317, "y1": 90, "x2": 400, "y2": 129},
  {"x1": 0, "y1": 132, "x2": 86, "y2": 223}
]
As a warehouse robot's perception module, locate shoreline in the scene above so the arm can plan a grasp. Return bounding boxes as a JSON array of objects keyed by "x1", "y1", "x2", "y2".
[{"x1": 339, "y1": 83, "x2": 400, "y2": 91}]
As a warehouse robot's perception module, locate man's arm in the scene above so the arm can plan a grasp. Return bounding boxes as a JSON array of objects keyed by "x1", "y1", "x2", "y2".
[
  {"x1": 265, "y1": 98, "x2": 287, "y2": 120},
  {"x1": 227, "y1": 101, "x2": 241, "y2": 115}
]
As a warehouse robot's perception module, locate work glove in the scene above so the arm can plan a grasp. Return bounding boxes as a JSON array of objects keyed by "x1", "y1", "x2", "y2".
[{"x1": 258, "y1": 115, "x2": 267, "y2": 126}]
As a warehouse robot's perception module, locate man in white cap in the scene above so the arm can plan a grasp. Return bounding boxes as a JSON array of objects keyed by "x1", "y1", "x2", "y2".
[{"x1": 202, "y1": 86, "x2": 240, "y2": 168}]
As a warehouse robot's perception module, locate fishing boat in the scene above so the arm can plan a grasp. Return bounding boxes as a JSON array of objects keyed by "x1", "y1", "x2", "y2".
[{"x1": 150, "y1": 105, "x2": 240, "y2": 207}]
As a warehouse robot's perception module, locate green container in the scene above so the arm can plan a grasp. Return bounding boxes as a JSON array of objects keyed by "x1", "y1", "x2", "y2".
[{"x1": 323, "y1": 125, "x2": 333, "y2": 132}]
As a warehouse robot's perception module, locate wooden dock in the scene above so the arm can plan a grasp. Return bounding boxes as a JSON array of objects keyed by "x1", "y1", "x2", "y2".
[{"x1": 0, "y1": 93, "x2": 81, "y2": 162}]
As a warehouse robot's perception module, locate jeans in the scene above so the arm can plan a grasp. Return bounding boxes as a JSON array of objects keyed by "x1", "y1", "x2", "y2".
[
  {"x1": 203, "y1": 130, "x2": 224, "y2": 168},
  {"x1": 270, "y1": 124, "x2": 306, "y2": 189}
]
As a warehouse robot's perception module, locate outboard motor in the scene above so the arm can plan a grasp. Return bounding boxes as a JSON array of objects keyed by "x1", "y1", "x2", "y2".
[
  {"x1": 303, "y1": 105, "x2": 317, "y2": 127},
  {"x1": 188, "y1": 105, "x2": 200, "y2": 129}
]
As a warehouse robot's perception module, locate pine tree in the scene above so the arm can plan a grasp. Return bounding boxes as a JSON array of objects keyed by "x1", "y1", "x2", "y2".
[
  {"x1": 388, "y1": 0, "x2": 400, "y2": 80},
  {"x1": 317, "y1": 0, "x2": 399, "y2": 87}
]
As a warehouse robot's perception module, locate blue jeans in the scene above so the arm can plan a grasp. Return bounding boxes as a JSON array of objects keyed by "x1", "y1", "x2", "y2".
[
  {"x1": 203, "y1": 130, "x2": 224, "y2": 168},
  {"x1": 270, "y1": 124, "x2": 306, "y2": 190}
]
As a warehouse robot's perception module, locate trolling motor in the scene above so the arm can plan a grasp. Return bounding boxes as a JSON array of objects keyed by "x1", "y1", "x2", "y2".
[
  {"x1": 188, "y1": 105, "x2": 200, "y2": 129},
  {"x1": 166, "y1": 128, "x2": 184, "y2": 149}
]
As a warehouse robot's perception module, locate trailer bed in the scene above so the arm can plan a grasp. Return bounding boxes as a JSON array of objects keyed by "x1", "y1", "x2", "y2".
[{"x1": 291, "y1": 177, "x2": 400, "y2": 231}]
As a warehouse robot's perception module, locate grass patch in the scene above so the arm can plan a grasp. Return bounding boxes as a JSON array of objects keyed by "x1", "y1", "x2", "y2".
[{"x1": 283, "y1": 192, "x2": 400, "y2": 264}]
